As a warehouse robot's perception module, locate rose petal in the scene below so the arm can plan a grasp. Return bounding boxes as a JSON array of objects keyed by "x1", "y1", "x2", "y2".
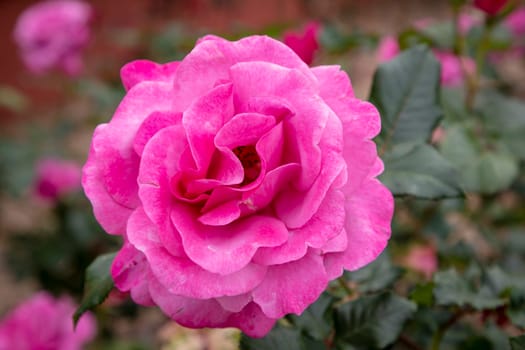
[
  {"x1": 198, "y1": 200, "x2": 241, "y2": 226},
  {"x1": 241, "y1": 162, "x2": 301, "y2": 214},
  {"x1": 216, "y1": 293, "x2": 252, "y2": 312},
  {"x1": 121, "y1": 59, "x2": 180, "y2": 91},
  {"x1": 275, "y1": 149, "x2": 346, "y2": 229},
  {"x1": 182, "y1": 83, "x2": 234, "y2": 174},
  {"x1": 340, "y1": 100, "x2": 382, "y2": 194},
  {"x1": 127, "y1": 207, "x2": 268, "y2": 298},
  {"x1": 111, "y1": 242, "x2": 154, "y2": 305},
  {"x1": 133, "y1": 111, "x2": 181, "y2": 156},
  {"x1": 324, "y1": 178, "x2": 393, "y2": 273},
  {"x1": 173, "y1": 35, "x2": 314, "y2": 111},
  {"x1": 82, "y1": 128, "x2": 133, "y2": 234},
  {"x1": 87, "y1": 81, "x2": 175, "y2": 213},
  {"x1": 215, "y1": 113, "x2": 276, "y2": 148},
  {"x1": 255, "y1": 121, "x2": 284, "y2": 173},
  {"x1": 230, "y1": 61, "x2": 327, "y2": 190},
  {"x1": 171, "y1": 204, "x2": 289, "y2": 275},
  {"x1": 253, "y1": 189, "x2": 345, "y2": 265},
  {"x1": 226, "y1": 302, "x2": 276, "y2": 338},
  {"x1": 149, "y1": 276, "x2": 275, "y2": 337},
  {"x1": 138, "y1": 125, "x2": 187, "y2": 256},
  {"x1": 252, "y1": 251, "x2": 328, "y2": 318},
  {"x1": 311, "y1": 65, "x2": 354, "y2": 100}
]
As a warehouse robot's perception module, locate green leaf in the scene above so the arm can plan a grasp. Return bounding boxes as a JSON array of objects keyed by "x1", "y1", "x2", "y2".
[
  {"x1": 380, "y1": 143, "x2": 463, "y2": 199},
  {"x1": 240, "y1": 325, "x2": 324, "y2": 350},
  {"x1": 346, "y1": 251, "x2": 403, "y2": 293},
  {"x1": 333, "y1": 292, "x2": 417, "y2": 350},
  {"x1": 410, "y1": 282, "x2": 435, "y2": 307},
  {"x1": 287, "y1": 293, "x2": 335, "y2": 341},
  {"x1": 73, "y1": 252, "x2": 116, "y2": 325},
  {"x1": 370, "y1": 45, "x2": 442, "y2": 150},
  {"x1": 433, "y1": 269, "x2": 505, "y2": 310},
  {"x1": 477, "y1": 92, "x2": 525, "y2": 160},
  {"x1": 441, "y1": 88, "x2": 470, "y2": 122},
  {"x1": 508, "y1": 289, "x2": 525, "y2": 328},
  {"x1": 440, "y1": 125, "x2": 519, "y2": 194},
  {"x1": 510, "y1": 335, "x2": 525, "y2": 350},
  {"x1": 418, "y1": 21, "x2": 455, "y2": 49}
]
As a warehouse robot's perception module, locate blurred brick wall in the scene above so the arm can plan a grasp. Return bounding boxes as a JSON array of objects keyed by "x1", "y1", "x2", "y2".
[{"x1": 0, "y1": 0, "x2": 450, "y2": 123}]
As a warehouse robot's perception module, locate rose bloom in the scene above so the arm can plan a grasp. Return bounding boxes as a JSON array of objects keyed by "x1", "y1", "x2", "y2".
[
  {"x1": 376, "y1": 36, "x2": 399, "y2": 62},
  {"x1": 13, "y1": 0, "x2": 92, "y2": 75},
  {"x1": 83, "y1": 35, "x2": 393, "y2": 337},
  {"x1": 0, "y1": 292, "x2": 96, "y2": 350},
  {"x1": 283, "y1": 21, "x2": 321, "y2": 65},
  {"x1": 433, "y1": 51, "x2": 476, "y2": 86},
  {"x1": 402, "y1": 244, "x2": 438, "y2": 280},
  {"x1": 474, "y1": 0, "x2": 509, "y2": 15},
  {"x1": 505, "y1": 7, "x2": 525, "y2": 36},
  {"x1": 34, "y1": 158, "x2": 82, "y2": 201},
  {"x1": 377, "y1": 37, "x2": 475, "y2": 87}
]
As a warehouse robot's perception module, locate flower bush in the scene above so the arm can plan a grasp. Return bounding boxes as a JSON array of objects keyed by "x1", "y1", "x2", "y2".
[
  {"x1": 82, "y1": 35, "x2": 393, "y2": 336},
  {"x1": 0, "y1": 292, "x2": 95, "y2": 350},
  {"x1": 13, "y1": 0, "x2": 92, "y2": 75},
  {"x1": 3, "y1": 0, "x2": 525, "y2": 348}
]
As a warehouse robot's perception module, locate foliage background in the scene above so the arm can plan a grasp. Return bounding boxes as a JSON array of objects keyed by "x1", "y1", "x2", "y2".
[{"x1": 1, "y1": 0, "x2": 524, "y2": 349}]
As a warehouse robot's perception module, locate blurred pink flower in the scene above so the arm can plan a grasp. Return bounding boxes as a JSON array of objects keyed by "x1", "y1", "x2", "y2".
[
  {"x1": 83, "y1": 35, "x2": 393, "y2": 337},
  {"x1": 13, "y1": 0, "x2": 93, "y2": 76},
  {"x1": 283, "y1": 21, "x2": 321, "y2": 65},
  {"x1": 377, "y1": 36, "x2": 400, "y2": 62},
  {"x1": 34, "y1": 158, "x2": 82, "y2": 201},
  {"x1": 434, "y1": 51, "x2": 476, "y2": 86},
  {"x1": 474, "y1": 0, "x2": 509, "y2": 15},
  {"x1": 431, "y1": 126, "x2": 446, "y2": 145},
  {"x1": 504, "y1": 7, "x2": 525, "y2": 37},
  {"x1": 402, "y1": 244, "x2": 438, "y2": 279},
  {"x1": 458, "y1": 13, "x2": 480, "y2": 34},
  {"x1": 0, "y1": 292, "x2": 96, "y2": 350}
]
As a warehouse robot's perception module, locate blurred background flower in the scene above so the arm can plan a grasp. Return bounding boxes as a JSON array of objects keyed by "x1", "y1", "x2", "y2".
[
  {"x1": 33, "y1": 157, "x2": 82, "y2": 202},
  {"x1": 0, "y1": 291, "x2": 96, "y2": 350},
  {"x1": 13, "y1": 0, "x2": 93, "y2": 76}
]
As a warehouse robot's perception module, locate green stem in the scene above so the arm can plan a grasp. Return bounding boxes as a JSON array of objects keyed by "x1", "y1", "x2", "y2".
[
  {"x1": 466, "y1": 18, "x2": 494, "y2": 111},
  {"x1": 429, "y1": 310, "x2": 465, "y2": 350},
  {"x1": 337, "y1": 277, "x2": 353, "y2": 296}
]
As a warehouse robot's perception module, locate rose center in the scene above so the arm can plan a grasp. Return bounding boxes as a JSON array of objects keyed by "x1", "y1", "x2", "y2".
[{"x1": 233, "y1": 145, "x2": 261, "y2": 185}]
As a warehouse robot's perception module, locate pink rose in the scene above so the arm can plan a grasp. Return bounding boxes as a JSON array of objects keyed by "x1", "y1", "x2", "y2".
[
  {"x1": 402, "y1": 244, "x2": 438, "y2": 280},
  {"x1": 283, "y1": 21, "x2": 321, "y2": 65},
  {"x1": 474, "y1": 0, "x2": 509, "y2": 15},
  {"x1": 34, "y1": 158, "x2": 82, "y2": 201},
  {"x1": 83, "y1": 35, "x2": 393, "y2": 337},
  {"x1": 13, "y1": 0, "x2": 92, "y2": 76},
  {"x1": 0, "y1": 292, "x2": 96, "y2": 350},
  {"x1": 434, "y1": 51, "x2": 476, "y2": 86},
  {"x1": 377, "y1": 36, "x2": 400, "y2": 62},
  {"x1": 504, "y1": 7, "x2": 525, "y2": 37}
]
